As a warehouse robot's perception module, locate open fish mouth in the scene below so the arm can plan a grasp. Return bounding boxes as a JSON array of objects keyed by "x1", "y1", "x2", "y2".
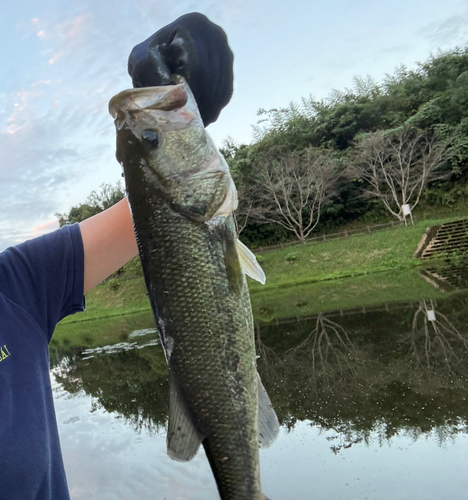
[{"x1": 109, "y1": 81, "x2": 190, "y2": 118}]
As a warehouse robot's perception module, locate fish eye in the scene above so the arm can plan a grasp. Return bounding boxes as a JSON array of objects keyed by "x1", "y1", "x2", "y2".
[{"x1": 142, "y1": 129, "x2": 159, "y2": 147}]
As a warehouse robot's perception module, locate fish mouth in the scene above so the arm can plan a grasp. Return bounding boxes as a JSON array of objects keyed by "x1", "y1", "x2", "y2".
[{"x1": 109, "y1": 82, "x2": 191, "y2": 120}]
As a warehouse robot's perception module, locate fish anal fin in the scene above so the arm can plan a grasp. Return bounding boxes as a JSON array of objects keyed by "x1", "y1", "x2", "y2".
[
  {"x1": 257, "y1": 373, "x2": 280, "y2": 448},
  {"x1": 167, "y1": 372, "x2": 203, "y2": 462},
  {"x1": 237, "y1": 239, "x2": 266, "y2": 285}
]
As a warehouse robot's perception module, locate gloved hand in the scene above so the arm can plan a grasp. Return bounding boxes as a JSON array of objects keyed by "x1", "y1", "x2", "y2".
[{"x1": 128, "y1": 12, "x2": 234, "y2": 127}]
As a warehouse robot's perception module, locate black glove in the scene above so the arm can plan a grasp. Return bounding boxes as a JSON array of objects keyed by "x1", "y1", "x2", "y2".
[{"x1": 128, "y1": 12, "x2": 234, "y2": 127}]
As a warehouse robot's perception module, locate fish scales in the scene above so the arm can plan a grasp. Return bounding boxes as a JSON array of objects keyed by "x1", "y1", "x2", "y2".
[{"x1": 109, "y1": 81, "x2": 277, "y2": 500}]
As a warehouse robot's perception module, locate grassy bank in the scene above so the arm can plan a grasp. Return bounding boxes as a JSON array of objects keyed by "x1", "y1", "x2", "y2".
[
  {"x1": 55, "y1": 212, "x2": 467, "y2": 341},
  {"x1": 248, "y1": 215, "x2": 467, "y2": 292}
]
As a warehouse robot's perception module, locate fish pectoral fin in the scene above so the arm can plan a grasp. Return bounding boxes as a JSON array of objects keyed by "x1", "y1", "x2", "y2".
[
  {"x1": 257, "y1": 373, "x2": 280, "y2": 448},
  {"x1": 237, "y1": 239, "x2": 266, "y2": 285},
  {"x1": 167, "y1": 372, "x2": 203, "y2": 462}
]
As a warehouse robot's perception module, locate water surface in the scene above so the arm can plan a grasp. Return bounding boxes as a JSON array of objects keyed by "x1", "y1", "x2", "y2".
[{"x1": 52, "y1": 272, "x2": 468, "y2": 499}]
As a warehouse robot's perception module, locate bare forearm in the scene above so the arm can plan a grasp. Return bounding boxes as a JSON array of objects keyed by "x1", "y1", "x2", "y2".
[{"x1": 80, "y1": 198, "x2": 139, "y2": 294}]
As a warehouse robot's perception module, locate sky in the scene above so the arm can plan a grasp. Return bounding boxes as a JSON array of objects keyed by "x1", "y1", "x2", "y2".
[{"x1": 1, "y1": 0, "x2": 468, "y2": 250}]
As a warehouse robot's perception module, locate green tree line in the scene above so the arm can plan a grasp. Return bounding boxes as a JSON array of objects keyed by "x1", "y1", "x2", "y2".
[
  {"x1": 224, "y1": 47, "x2": 468, "y2": 246},
  {"x1": 59, "y1": 47, "x2": 468, "y2": 246}
]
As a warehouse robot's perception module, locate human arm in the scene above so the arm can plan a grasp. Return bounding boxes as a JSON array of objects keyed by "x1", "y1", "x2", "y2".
[{"x1": 80, "y1": 197, "x2": 138, "y2": 295}]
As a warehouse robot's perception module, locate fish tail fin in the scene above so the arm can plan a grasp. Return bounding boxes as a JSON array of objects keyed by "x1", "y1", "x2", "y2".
[{"x1": 257, "y1": 373, "x2": 280, "y2": 448}]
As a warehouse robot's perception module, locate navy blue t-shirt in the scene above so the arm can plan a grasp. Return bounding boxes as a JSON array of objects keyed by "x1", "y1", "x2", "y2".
[{"x1": 0, "y1": 224, "x2": 86, "y2": 500}]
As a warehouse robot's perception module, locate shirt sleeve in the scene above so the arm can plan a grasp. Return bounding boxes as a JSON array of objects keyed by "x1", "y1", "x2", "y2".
[{"x1": 0, "y1": 224, "x2": 86, "y2": 342}]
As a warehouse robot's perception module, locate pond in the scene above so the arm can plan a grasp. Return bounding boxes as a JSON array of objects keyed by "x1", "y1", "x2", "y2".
[{"x1": 51, "y1": 269, "x2": 468, "y2": 499}]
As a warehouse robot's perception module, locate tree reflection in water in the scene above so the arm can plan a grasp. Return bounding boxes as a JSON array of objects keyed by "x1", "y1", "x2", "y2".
[
  {"x1": 404, "y1": 299, "x2": 468, "y2": 377},
  {"x1": 255, "y1": 291, "x2": 468, "y2": 451},
  {"x1": 53, "y1": 336, "x2": 169, "y2": 432},
  {"x1": 283, "y1": 313, "x2": 363, "y2": 392},
  {"x1": 52, "y1": 291, "x2": 468, "y2": 453}
]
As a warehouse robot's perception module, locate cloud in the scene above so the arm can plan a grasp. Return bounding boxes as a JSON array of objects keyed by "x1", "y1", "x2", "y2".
[
  {"x1": 3, "y1": 90, "x2": 39, "y2": 135},
  {"x1": 34, "y1": 220, "x2": 60, "y2": 233},
  {"x1": 418, "y1": 8, "x2": 468, "y2": 46},
  {"x1": 41, "y1": 14, "x2": 92, "y2": 66},
  {"x1": 67, "y1": 14, "x2": 89, "y2": 40},
  {"x1": 0, "y1": 83, "x2": 111, "y2": 250},
  {"x1": 31, "y1": 80, "x2": 52, "y2": 87},
  {"x1": 0, "y1": 2, "x2": 155, "y2": 250}
]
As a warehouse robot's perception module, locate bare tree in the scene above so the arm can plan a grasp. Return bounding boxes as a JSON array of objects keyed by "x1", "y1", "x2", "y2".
[
  {"x1": 351, "y1": 128, "x2": 453, "y2": 221},
  {"x1": 247, "y1": 149, "x2": 338, "y2": 242}
]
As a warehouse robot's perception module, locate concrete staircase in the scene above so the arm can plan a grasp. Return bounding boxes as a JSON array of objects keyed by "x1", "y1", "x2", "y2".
[{"x1": 414, "y1": 218, "x2": 468, "y2": 259}]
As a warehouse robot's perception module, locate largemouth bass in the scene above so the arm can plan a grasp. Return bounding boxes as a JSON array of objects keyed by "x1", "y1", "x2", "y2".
[{"x1": 109, "y1": 80, "x2": 279, "y2": 499}]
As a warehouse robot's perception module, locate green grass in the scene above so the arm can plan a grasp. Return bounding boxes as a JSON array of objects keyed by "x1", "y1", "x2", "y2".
[
  {"x1": 59, "y1": 277, "x2": 151, "y2": 325},
  {"x1": 53, "y1": 267, "x2": 452, "y2": 346},
  {"x1": 54, "y1": 211, "x2": 467, "y2": 341},
  {"x1": 414, "y1": 199, "x2": 468, "y2": 222},
  {"x1": 248, "y1": 216, "x2": 460, "y2": 292}
]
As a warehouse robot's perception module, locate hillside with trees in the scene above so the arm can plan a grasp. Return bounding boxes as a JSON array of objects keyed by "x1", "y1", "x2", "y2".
[
  {"x1": 59, "y1": 47, "x2": 468, "y2": 247},
  {"x1": 222, "y1": 47, "x2": 468, "y2": 246}
]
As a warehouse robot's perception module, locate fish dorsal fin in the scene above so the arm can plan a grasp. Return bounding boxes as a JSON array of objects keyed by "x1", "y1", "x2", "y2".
[
  {"x1": 167, "y1": 372, "x2": 203, "y2": 462},
  {"x1": 237, "y1": 239, "x2": 266, "y2": 285},
  {"x1": 257, "y1": 373, "x2": 280, "y2": 448}
]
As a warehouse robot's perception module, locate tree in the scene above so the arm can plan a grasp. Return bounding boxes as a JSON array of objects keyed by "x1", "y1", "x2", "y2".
[
  {"x1": 56, "y1": 182, "x2": 124, "y2": 227},
  {"x1": 350, "y1": 127, "x2": 453, "y2": 221},
  {"x1": 245, "y1": 149, "x2": 339, "y2": 242},
  {"x1": 86, "y1": 182, "x2": 125, "y2": 211}
]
